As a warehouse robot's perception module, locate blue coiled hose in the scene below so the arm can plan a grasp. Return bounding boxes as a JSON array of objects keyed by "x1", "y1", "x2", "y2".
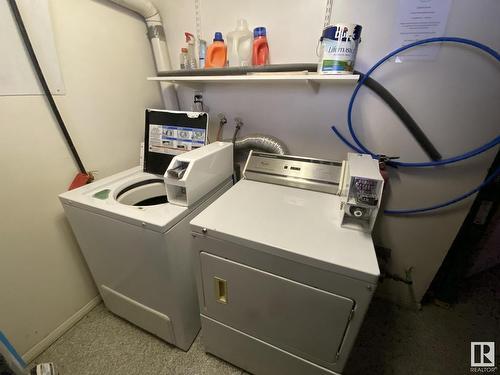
[
  {"x1": 331, "y1": 37, "x2": 500, "y2": 214},
  {"x1": 383, "y1": 166, "x2": 500, "y2": 215}
]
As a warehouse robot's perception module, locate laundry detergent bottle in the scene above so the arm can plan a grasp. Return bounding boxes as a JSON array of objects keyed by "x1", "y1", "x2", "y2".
[
  {"x1": 205, "y1": 32, "x2": 227, "y2": 68},
  {"x1": 227, "y1": 19, "x2": 252, "y2": 67},
  {"x1": 252, "y1": 27, "x2": 269, "y2": 66}
]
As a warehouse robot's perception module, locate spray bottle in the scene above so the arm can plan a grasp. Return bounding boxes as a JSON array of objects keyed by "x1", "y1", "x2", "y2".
[
  {"x1": 179, "y1": 48, "x2": 188, "y2": 70},
  {"x1": 184, "y1": 32, "x2": 197, "y2": 69}
]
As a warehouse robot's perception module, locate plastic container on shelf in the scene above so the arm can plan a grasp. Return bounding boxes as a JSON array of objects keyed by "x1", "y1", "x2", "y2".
[
  {"x1": 179, "y1": 48, "x2": 188, "y2": 70},
  {"x1": 185, "y1": 32, "x2": 198, "y2": 69},
  {"x1": 227, "y1": 19, "x2": 253, "y2": 67},
  {"x1": 252, "y1": 27, "x2": 269, "y2": 66},
  {"x1": 317, "y1": 24, "x2": 362, "y2": 74},
  {"x1": 199, "y1": 39, "x2": 207, "y2": 68},
  {"x1": 206, "y1": 32, "x2": 227, "y2": 68}
]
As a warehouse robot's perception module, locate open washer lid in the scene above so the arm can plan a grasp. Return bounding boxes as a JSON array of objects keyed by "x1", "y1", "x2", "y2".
[
  {"x1": 190, "y1": 179, "x2": 380, "y2": 283},
  {"x1": 144, "y1": 109, "x2": 209, "y2": 175},
  {"x1": 59, "y1": 167, "x2": 189, "y2": 233}
]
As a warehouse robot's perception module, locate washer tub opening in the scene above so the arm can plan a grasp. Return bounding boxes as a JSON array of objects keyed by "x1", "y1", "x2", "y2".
[{"x1": 115, "y1": 179, "x2": 168, "y2": 206}]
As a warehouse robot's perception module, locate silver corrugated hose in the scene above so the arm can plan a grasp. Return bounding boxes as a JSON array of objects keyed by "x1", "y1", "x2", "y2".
[
  {"x1": 225, "y1": 134, "x2": 289, "y2": 181},
  {"x1": 225, "y1": 134, "x2": 289, "y2": 155}
]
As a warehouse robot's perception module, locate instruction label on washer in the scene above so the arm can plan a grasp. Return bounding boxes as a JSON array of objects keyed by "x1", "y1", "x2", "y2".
[{"x1": 148, "y1": 124, "x2": 206, "y2": 155}]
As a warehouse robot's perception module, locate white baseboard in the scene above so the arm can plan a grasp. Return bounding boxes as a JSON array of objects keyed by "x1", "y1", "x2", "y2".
[{"x1": 22, "y1": 295, "x2": 101, "y2": 363}]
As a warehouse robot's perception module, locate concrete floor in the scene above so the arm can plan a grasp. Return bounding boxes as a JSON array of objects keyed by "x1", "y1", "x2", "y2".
[{"x1": 32, "y1": 267, "x2": 499, "y2": 375}]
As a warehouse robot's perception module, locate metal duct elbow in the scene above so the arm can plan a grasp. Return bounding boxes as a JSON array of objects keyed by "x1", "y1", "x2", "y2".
[
  {"x1": 107, "y1": 0, "x2": 179, "y2": 110},
  {"x1": 108, "y1": 0, "x2": 160, "y2": 23},
  {"x1": 108, "y1": 0, "x2": 170, "y2": 70},
  {"x1": 230, "y1": 134, "x2": 289, "y2": 155}
]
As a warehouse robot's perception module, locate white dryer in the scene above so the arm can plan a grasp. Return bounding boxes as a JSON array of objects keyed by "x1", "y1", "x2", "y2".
[
  {"x1": 190, "y1": 151, "x2": 384, "y2": 374},
  {"x1": 59, "y1": 141, "x2": 233, "y2": 351}
]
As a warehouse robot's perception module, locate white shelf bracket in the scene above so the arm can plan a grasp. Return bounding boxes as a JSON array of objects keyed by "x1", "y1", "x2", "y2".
[
  {"x1": 175, "y1": 81, "x2": 205, "y2": 91},
  {"x1": 306, "y1": 79, "x2": 320, "y2": 94}
]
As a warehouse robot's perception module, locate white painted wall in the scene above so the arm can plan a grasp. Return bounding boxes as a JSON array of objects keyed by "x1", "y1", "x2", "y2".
[
  {"x1": 0, "y1": 0, "x2": 497, "y2": 359},
  {"x1": 0, "y1": 0, "x2": 162, "y2": 356},
  {"x1": 157, "y1": 0, "x2": 500, "y2": 305}
]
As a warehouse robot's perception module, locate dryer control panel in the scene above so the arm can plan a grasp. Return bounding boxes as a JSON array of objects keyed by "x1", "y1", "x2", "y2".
[
  {"x1": 242, "y1": 151, "x2": 345, "y2": 195},
  {"x1": 242, "y1": 151, "x2": 384, "y2": 232}
]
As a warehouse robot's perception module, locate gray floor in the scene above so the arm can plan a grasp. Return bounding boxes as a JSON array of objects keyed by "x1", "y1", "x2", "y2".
[{"x1": 32, "y1": 267, "x2": 500, "y2": 375}]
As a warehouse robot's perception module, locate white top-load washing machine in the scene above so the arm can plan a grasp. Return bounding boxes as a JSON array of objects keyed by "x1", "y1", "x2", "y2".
[
  {"x1": 60, "y1": 126, "x2": 234, "y2": 350},
  {"x1": 190, "y1": 151, "x2": 384, "y2": 374}
]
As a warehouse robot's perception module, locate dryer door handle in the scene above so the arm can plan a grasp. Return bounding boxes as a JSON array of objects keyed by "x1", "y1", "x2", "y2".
[{"x1": 214, "y1": 277, "x2": 228, "y2": 304}]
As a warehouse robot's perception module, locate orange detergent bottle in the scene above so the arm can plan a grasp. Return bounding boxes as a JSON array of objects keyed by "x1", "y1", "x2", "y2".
[
  {"x1": 205, "y1": 32, "x2": 227, "y2": 68},
  {"x1": 252, "y1": 27, "x2": 269, "y2": 66}
]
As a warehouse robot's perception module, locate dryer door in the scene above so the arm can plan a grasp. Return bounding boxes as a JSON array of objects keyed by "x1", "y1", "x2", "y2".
[{"x1": 200, "y1": 252, "x2": 355, "y2": 365}]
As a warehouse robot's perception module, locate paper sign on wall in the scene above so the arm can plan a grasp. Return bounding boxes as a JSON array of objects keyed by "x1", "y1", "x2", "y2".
[{"x1": 393, "y1": 0, "x2": 452, "y2": 62}]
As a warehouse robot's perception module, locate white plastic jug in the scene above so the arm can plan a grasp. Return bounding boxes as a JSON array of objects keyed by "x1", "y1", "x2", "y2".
[{"x1": 227, "y1": 19, "x2": 252, "y2": 67}]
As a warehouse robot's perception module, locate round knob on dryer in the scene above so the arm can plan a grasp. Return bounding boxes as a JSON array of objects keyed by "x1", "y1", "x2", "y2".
[{"x1": 353, "y1": 209, "x2": 364, "y2": 217}]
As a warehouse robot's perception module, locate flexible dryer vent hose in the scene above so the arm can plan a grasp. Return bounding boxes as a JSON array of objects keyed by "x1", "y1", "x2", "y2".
[
  {"x1": 225, "y1": 134, "x2": 289, "y2": 155},
  {"x1": 224, "y1": 134, "x2": 289, "y2": 182}
]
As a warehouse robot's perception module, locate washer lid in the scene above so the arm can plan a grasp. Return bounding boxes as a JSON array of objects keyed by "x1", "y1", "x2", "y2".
[
  {"x1": 190, "y1": 179, "x2": 380, "y2": 283},
  {"x1": 144, "y1": 109, "x2": 209, "y2": 175},
  {"x1": 59, "y1": 167, "x2": 188, "y2": 233}
]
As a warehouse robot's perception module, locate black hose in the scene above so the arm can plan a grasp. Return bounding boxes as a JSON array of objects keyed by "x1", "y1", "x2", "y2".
[
  {"x1": 158, "y1": 64, "x2": 320, "y2": 77},
  {"x1": 8, "y1": 0, "x2": 87, "y2": 174},
  {"x1": 159, "y1": 63, "x2": 441, "y2": 161},
  {"x1": 354, "y1": 70, "x2": 442, "y2": 161}
]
